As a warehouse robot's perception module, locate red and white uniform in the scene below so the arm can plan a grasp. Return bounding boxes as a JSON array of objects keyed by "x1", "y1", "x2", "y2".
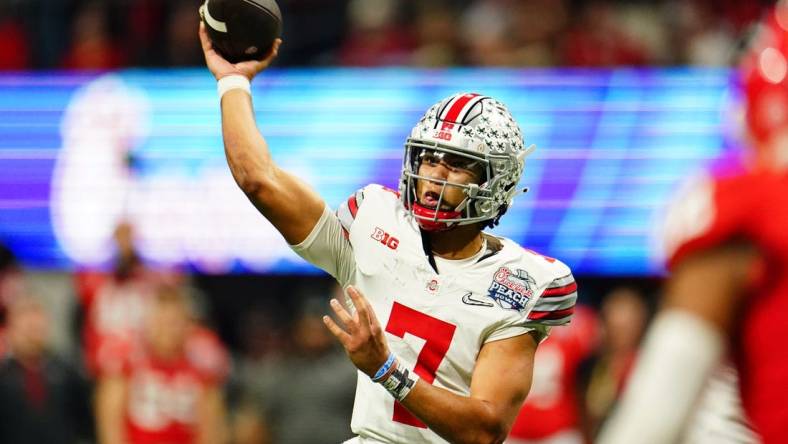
[
  {"x1": 663, "y1": 169, "x2": 788, "y2": 443},
  {"x1": 508, "y1": 306, "x2": 598, "y2": 444},
  {"x1": 76, "y1": 270, "x2": 157, "y2": 376},
  {"x1": 104, "y1": 328, "x2": 228, "y2": 444},
  {"x1": 292, "y1": 184, "x2": 577, "y2": 443}
]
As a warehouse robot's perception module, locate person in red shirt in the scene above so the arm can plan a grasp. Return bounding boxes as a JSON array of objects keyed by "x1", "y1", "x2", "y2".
[
  {"x1": 508, "y1": 305, "x2": 599, "y2": 444},
  {"x1": 60, "y1": 2, "x2": 127, "y2": 69},
  {"x1": 95, "y1": 284, "x2": 228, "y2": 444},
  {"x1": 599, "y1": 4, "x2": 788, "y2": 443},
  {"x1": 76, "y1": 222, "x2": 178, "y2": 377}
]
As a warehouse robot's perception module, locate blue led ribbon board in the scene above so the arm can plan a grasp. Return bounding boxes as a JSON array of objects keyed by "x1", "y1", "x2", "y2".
[{"x1": 0, "y1": 69, "x2": 737, "y2": 275}]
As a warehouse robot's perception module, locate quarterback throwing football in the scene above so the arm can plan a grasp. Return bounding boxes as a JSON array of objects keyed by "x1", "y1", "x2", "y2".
[{"x1": 200, "y1": 23, "x2": 576, "y2": 444}]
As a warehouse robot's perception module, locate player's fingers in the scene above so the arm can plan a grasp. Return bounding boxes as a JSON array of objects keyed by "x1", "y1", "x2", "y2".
[
  {"x1": 322, "y1": 315, "x2": 352, "y2": 347},
  {"x1": 234, "y1": 39, "x2": 281, "y2": 74},
  {"x1": 260, "y1": 38, "x2": 282, "y2": 65},
  {"x1": 346, "y1": 286, "x2": 371, "y2": 329},
  {"x1": 198, "y1": 22, "x2": 212, "y2": 53},
  {"x1": 272, "y1": 38, "x2": 282, "y2": 57},
  {"x1": 366, "y1": 301, "x2": 384, "y2": 333},
  {"x1": 330, "y1": 298, "x2": 354, "y2": 329},
  {"x1": 347, "y1": 285, "x2": 373, "y2": 315}
]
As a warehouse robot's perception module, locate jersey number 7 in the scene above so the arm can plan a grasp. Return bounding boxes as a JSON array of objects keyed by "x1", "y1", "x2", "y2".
[{"x1": 385, "y1": 302, "x2": 457, "y2": 428}]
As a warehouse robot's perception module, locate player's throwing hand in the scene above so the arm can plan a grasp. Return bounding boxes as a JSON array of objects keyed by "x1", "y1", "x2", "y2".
[
  {"x1": 199, "y1": 22, "x2": 281, "y2": 81},
  {"x1": 323, "y1": 286, "x2": 391, "y2": 378}
]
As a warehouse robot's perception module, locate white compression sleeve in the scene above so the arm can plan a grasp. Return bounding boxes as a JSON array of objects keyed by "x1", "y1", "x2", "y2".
[{"x1": 597, "y1": 309, "x2": 725, "y2": 444}]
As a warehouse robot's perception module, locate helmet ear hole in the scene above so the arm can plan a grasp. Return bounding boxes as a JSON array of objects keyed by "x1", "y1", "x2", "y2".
[{"x1": 483, "y1": 204, "x2": 508, "y2": 229}]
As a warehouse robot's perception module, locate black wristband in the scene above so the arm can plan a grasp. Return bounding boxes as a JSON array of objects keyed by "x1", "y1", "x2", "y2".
[{"x1": 380, "y1": 364, "x2": 419, "y2": 401}]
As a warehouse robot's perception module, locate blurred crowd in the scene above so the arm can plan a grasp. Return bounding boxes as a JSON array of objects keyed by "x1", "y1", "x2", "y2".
[
  {"x1": 0, "y1": 0, "x2": 775, "y2": 70},
  {"x1": 0, "y1": 225, "x2": 359, "y2": 444},
  {"x1": 0, "y1": 222, "x2": 665, "y2": 444}
]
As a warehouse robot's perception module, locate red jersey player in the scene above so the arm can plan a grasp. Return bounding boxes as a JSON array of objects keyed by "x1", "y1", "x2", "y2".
[
  {"x1": 76, "y1": 222, "x2": 163, "y2": 376},
  {"x1": 508, "y1": 305, "x2": 598, "y2": 444},
  {"x1": 599, "y1": 4, "x2": 788, "y2": 443},
  {"x1": 95, "y1": 284, "x2": 228, "y2": 444}
]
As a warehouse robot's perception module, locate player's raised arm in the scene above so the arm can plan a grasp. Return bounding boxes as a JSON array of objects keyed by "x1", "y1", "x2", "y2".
[{"x1": 199, "y1": 23, "x2": 325, "y2": 245}]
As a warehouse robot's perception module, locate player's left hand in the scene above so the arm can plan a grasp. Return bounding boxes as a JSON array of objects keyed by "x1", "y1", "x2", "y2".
[{"x1": 323, "y1": 286, "x2": 391, "y2": 378}]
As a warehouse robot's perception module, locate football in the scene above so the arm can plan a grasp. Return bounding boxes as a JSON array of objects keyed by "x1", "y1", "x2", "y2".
[{"x1": 200, "y1": 0, "x2": 283, "y2": 64}]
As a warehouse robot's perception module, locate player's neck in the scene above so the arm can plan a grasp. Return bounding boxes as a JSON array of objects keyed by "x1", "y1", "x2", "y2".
[
  {"x1": 147, "y1": 340, "x2": 184, "y2": 363},
  {"x1": 428, "y1": 224, "x2": 484, "y2": 260}
]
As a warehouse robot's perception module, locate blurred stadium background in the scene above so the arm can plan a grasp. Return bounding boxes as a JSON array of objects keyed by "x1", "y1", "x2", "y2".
[{"x1": 0, "y1": 0, "x2": 773, "y2": 443}]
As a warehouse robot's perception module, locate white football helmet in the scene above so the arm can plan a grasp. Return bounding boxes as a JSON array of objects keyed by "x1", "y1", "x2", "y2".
[{"x1": 399, "y1": 93, "x2": 535, "y2": 231}]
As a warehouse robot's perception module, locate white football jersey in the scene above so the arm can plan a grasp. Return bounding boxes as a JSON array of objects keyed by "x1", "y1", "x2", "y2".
[{"x1": 291, "y1": 184, "x2": 577, "y2": 444}]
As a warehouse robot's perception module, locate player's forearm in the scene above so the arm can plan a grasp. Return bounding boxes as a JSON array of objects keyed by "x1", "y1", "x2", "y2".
[
  {"x1": 401, "y1": 382, "x2": 511, "y2": 444},
  {"x1": 95, "y1": 378, "x2": 129, "y2": 444},
  {"x1": 599, "y1": 247, "x2": 748, "y2": 443},
  {"x1": 218, "y1": 87, "x2": 326, "y2": 244},
  {"x1": 97, "y1": 423, "x2": 128, "y2": 444},
  {"x1": 596, "y1": 310, "x2": 724, "y2": 444},
  {"x1": 197, "y1": 387, "x2": 228, "y2": 444},
  {"x1": 221, "y1": 90, "x2": 275, "y2": 197}
]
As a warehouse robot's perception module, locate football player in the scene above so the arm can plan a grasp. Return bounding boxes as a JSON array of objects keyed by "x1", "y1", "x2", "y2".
[
  {"x1": 508, "y1": 305, "x2": 599, "y2": 444},
  {"x1": 199, "y1": 22, "x2": 577, "y2": 443},
  {"x1": 95, "y1": 284, "x2": 228, "y2": 444},
  {"x1": 598, "y1": 4, "x2": 788, "y2": 444}
]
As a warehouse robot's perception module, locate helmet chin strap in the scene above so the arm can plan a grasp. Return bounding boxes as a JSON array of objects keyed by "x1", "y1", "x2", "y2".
[
  {"x1": 409, "y1": 175, "x2": 462, "y2": 231},
  {"x1": 410, "y1": 202, "x2": 461, "y2": 232}
]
